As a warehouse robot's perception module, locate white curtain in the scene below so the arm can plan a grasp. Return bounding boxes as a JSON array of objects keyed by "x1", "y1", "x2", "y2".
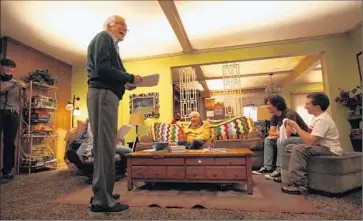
[
  {"x1": 291, "y1": 93, "x2": 312, "y2": 125},
  {"x1": 243, "y1": 106, "x2": 257, "y2": 121}
]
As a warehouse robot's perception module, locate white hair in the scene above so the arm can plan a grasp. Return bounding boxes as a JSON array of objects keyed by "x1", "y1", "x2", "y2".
[
  {"x1": 189, "y1": 111, "x2": 200, "y2": 118},
  {"x1": 103, "y1": 15, "x2": 125, "y2": 30}
]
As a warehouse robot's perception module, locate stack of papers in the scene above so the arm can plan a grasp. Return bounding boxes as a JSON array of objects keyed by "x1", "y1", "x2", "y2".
[
  {"x1": 170, "y1": 145, "x2": 186, "y2": 152},
  {"x1": 203, "y1": 148, "x2": 227, "y2": 153}
]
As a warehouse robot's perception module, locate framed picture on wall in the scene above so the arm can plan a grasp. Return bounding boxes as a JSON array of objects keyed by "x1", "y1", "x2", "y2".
[
  {"x1": 357, "y1": 51, "x2": 363, "y2": 82},
  {"x1": 129, "y1": 92, "x2": 160, "y2": 118}
]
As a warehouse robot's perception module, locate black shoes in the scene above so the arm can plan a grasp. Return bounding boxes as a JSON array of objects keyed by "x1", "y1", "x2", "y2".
[
  {"x1": 89, "y1": 194, "x2": 121, "y2": 204},
  {"x1": 89, "y1": 202, "x2": 129, "y2": 214},
  {"x1": 2, "y1": 172, "x2": 14, "y2": 180}
]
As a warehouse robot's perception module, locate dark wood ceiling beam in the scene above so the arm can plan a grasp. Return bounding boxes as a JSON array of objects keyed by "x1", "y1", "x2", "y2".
[{"x1": 158, "y1": 0, "x2": 193, "y2": 53}]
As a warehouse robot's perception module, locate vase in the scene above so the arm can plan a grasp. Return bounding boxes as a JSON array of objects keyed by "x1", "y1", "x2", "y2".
[{"x1": 348, "y1": 109, "x2": 355, "y2": 116}]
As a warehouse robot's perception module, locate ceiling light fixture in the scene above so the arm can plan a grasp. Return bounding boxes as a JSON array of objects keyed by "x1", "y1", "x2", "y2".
[{"x1": 265, "y1": 73, "x2": 281, "y2": 95}]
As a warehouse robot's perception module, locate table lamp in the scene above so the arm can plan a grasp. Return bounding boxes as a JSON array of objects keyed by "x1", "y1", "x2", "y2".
[
  {"x1": 129, "y1": 112, "x2": 145, "y2": 151},
  {"x1": 257, "y1": 106, "x2": 272, "y2": 137}
]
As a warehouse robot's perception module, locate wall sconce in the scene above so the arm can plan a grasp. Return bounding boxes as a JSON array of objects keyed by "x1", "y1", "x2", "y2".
[{"x1": 66, "y1": 95, "x2": 80, "y2": 128}]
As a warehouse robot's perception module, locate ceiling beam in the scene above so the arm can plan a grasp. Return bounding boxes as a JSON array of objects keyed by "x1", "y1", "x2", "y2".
[
  {"x1": 279, "y1": 54, "x2": 321, "y2": 87},
  {"x1": 158, "y1": 0, "x2": 193, "y2": 53},
  {"x1": 193, "y1": 65, "x2": 209, "y2": 93},
  {"x1": 203, "y1": 70, "x2": 291, "y2": 81}
]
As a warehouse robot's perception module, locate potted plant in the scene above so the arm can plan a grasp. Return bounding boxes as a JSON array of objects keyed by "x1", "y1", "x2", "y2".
[{"x1": 335, "y1": 85, "x2": 362, "y2": 116}]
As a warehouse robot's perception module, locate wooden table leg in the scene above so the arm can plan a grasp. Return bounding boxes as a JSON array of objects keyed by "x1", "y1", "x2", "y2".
[
  {"x1": 127, "y1": 158, "x2": 133, "y2": 191},
  {"x1": 127, "y1": 181, "x2": 133, "y2": 191},
  {"x1": 246, "y1": 156, "x2": 253, "y2": 194}
]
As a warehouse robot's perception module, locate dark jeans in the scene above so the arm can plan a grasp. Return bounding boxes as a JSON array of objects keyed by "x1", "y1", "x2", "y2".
[
  {"x1": 0, "y1": 110, "x2": 20, "y2": 174},
  {"x1": 177, "y1": 139, "x2": 206, "y2": 149}
]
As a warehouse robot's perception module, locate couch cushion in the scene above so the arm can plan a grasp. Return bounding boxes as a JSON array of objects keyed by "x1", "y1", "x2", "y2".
[
  {"x1": 214, "y1": 138, "x2": 263, "y2": 151},
  {"x1": 280, "y1": 151, "x2": 362, "y2": 193},
  {"x1": 281, "y1": 152, "x2": 362, "y2": 175}
]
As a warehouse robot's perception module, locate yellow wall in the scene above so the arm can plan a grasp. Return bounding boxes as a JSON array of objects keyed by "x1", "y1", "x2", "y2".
[
  {"x1": 72, "y1": 29, "x2": 362, "y2": 151},
  {"x1": 290, "y1": 82, "x2": 324, "y2": 94}
]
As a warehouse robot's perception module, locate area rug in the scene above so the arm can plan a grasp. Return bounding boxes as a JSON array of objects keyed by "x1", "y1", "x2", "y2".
[{"x1": 53, "y1": 175, "x2": 317, "y2": 213}]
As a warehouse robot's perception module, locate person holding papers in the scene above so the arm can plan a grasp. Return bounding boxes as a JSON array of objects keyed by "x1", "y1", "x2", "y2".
[{"x1": 86, "y1": 15, "x2": 142, "y2": 214}]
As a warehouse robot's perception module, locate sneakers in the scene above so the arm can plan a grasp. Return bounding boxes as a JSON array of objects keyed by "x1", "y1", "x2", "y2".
[
  {"x1": 89, "y1": 202, "x2": 129, "y2": 214},
  {"x1": 252, "y1": 167, "x2": 273, "y2": 175},
  {"x1": 265, "y1": 174, "x2": 282, "y2": 183},
  {"x1": 89, "y1": 194, "x2": 121, "y2": 204},
  {"x1": 265, "y1": 169, "x2": 281, "y2": 182},
  {"x1": 281, "y1": 184, "x2": 308, "y2": 195},
  {"x1": 270, "y1": 169, "x2": 281, "y2": 177}
]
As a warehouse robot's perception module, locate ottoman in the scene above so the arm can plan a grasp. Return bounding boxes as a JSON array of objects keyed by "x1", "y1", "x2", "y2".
[{"x1": 281, "y1": 151, "x2": 362, "y2": 194}]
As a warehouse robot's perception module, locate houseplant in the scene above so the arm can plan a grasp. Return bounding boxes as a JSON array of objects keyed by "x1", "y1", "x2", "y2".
[{"x1": 335, "y1": 85, "x2": 362, "y2": 116}]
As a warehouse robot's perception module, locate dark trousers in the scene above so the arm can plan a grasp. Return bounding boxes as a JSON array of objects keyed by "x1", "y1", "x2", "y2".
[
  {"x1": 87, "y1": 88, "x2": 119, "y2": 208},
  {"x1": 177, "y1": 139, "x2": 206, "y2": 149},
  {"x1": 0, "y1": 110, "x2": 20, "y2": 174}
]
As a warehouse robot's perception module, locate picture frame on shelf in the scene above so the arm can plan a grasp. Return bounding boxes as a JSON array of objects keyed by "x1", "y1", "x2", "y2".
[{"x1": 357, "y1": 51, "x2": 362, "y2": 82}]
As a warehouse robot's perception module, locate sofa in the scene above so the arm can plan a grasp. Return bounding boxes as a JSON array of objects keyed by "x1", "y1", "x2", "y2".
[
  {"x1": 64, "y1": 121, "x2": 127, "y2": 177},
  {"x1": 135, "y1": 116, "x2": 264, "y2": 169},
  {"x1": 281, "y1": 151, "x2": 362, "y2": 194}
]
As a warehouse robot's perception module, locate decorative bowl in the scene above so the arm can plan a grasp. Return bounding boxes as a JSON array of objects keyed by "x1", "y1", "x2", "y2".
[{"x1": 152, "y1": 142, "x2": 169, "y2": 151}]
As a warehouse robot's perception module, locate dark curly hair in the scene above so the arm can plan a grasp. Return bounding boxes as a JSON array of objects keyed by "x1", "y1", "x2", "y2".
[
  {"x1": 264, "y1": 95, "x2": 287, "y2": 111},
  {"x1": 307, "y1": 93, "x2": 330, "y2": 111}
]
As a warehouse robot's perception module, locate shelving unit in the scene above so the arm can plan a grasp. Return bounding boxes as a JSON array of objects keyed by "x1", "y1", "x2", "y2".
[{"x1": 18, "y1": 81, "x2": 58, "y2": 174}]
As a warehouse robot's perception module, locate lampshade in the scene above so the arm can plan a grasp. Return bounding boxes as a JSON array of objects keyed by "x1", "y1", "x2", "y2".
[
  {"x1": 257, "y1": 106, "x2": 272, "y2": 121},
  {"x1": 129, "y1": 112, "x2": 145, "y2": 126},
  {"x1": 66, "y1": 102, "x2": 74, "y2": 111},
  {"x1": 73, "y1": 107, "x2": 81, "y2": 116}
]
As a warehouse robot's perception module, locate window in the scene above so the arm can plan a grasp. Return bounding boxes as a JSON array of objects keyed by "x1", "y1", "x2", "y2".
[
  {"x1": 291, "y1": 93, "x2": 313, "y2": 125},
  {"x1": 243, "y1": 106, "x2": 257, "y2": 121}
]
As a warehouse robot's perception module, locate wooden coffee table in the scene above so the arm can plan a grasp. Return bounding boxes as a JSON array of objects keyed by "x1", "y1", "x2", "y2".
[{"x1": 126, "y1": 148, "x2": 254, "y2": 194}]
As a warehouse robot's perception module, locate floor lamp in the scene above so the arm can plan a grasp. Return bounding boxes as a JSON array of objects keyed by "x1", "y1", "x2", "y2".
[
  {"x1": 129, "y1": 112, "x2": 145, "y2": 152},
  {"x1": 66, "y1": 95, "x2": 80, "y2": 128}
]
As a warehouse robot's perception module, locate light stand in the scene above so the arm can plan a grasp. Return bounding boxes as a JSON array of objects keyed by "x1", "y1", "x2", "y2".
[
  {"x1": 129, "y1": 112, "x2": 145, "y2": 152},
  {"x1": 66, "y1": 95, "x2": 80, "y2": 128}
]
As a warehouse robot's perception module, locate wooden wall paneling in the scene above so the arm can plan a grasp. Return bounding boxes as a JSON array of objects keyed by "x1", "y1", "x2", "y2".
[{"x1": 1, "y1": 37, "x2": 72, "y2": 170}]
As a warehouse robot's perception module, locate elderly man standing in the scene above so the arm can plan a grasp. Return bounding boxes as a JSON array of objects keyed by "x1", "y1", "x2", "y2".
[
  {"x1": 177, "y1": 111, "x2": 211, "y2": 149},
  {"x1": 87, "y1": 15, "x2": 142, "y2": 213}
]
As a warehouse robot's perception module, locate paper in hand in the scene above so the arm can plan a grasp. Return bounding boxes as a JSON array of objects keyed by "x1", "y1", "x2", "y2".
[
  {"x1": 135, "y1": 74, "x2": 159, "y2": 87},
  {"x1": 117, "y1": 125, "x2": 133, "y2": 140}
]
